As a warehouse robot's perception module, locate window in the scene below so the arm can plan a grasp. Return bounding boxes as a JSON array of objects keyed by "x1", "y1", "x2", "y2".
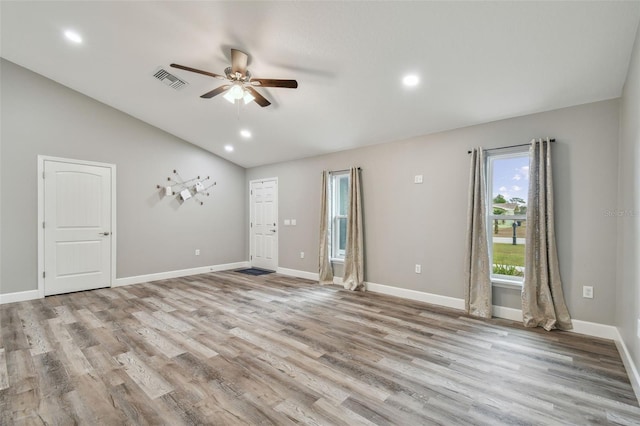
[
  {"x1": 330, "y1": 172, "x2": 349, "y2": 260},
  {"x1": 487, "y1": 149, "x2": 530, "y2": 285}
]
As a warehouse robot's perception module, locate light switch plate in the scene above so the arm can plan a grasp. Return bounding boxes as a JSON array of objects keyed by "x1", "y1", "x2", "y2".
[
  {"x1": 291, "y1": 219, "x2": 297, "y2": 226},
  {"x1": 284, "y1": 219, "x2": 290, "y2": 226},
  {"x1": 414, "y1": 175, "x2": 423, "y2": 184}
]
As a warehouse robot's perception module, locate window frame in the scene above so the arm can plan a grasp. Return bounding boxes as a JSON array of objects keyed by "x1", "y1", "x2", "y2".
[
  {"x1": 486, "y1": 148, "x2": 529, "y2": 287},
  {"x1": 329, "y1": 172, "x2": 349, "y2": 262}
]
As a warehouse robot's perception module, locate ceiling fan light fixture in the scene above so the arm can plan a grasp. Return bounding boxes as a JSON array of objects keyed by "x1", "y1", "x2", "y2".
[
  {"x1": 243, "y1": 91, "x2": 255, "y2": 104},
  {"x1": 224, "y1": 83, "x2": 250, "y2": 104},
  {"x1": 223, "y1": 90, "x2": 236, "y2": 104},
  {"x1": 230, "y1": 83, "x2": 245, "y2": 99}
]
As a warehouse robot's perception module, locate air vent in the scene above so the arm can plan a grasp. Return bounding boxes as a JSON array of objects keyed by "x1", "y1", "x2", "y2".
[{"x1": 152, "y1": 67, "x2": 188, "y2": 90}]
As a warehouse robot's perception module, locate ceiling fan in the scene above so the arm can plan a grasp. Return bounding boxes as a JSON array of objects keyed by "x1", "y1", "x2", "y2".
[{"x1": 170, "y1": 49, "x2": 298, "y2": 107}]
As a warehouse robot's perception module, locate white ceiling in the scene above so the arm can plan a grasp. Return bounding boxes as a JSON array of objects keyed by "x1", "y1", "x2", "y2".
[{"x1": 2, "y1": 2, "x2": 639, "y2": 168}]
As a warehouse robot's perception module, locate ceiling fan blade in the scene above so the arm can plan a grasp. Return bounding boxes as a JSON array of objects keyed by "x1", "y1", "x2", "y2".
[
  {"x1": 170, "y1": 63, "x2": 226, "y2": 80},
  {"x1": 200, "y1": 85, "x2": 231, "y2": 99},
  {"x1": 246, "y1": 86, "x2": 271, "y2": 107},
  {"x1": 231, "y1": 49, "x2": 249, "y2": 76},
  {"x1": 250, "y1": 78, "x2": 298, "y2": 89}
]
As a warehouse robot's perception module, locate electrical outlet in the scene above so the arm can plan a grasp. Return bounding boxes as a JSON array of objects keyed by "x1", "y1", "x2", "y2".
[
  {"x1": 195, "y1": 249, "x2": 200, "y2": 256},
  {"x1": 582, "y1": 286, "x2": 593, "y2": 299},
  {"x1": 415, "y1": 264, "x2": 421, "y2": 274},
  {"x1": 300, "y1": 251, "x2": 305, "y2": 259}
]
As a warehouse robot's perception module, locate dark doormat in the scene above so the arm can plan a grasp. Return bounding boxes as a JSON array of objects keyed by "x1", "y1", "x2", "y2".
[{"x1": 235, "y1": 268, "x2": 274, "y2": 276}]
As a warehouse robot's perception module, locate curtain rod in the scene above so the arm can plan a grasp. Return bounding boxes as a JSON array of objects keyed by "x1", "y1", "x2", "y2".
[
  {"x1": 330, "y1": 167, "x2": 361, "y2": 174},
  {"x1": 467, "y1": 138, "x2": 555, "y2": 154}
]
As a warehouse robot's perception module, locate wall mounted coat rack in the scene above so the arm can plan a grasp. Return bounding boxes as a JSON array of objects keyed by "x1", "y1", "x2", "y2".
[{"x1": 156, "y1": 169, "x2": 216, "y2": 205}]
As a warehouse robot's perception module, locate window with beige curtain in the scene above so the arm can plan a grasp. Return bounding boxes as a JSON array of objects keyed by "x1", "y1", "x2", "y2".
[
  {"x1": 319, "y1": 168, "x2": 364, "y2": 290},
  {"x1": 486, "y1": 148, "x2": 530, "y2": 285}
]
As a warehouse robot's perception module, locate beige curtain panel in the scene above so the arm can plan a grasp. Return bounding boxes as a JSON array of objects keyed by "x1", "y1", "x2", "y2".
[
  {"x1": 522, "y1": 139, "x2": 573, "y2": 331},
  {"x1": 342, "y1": 167, "x2": 364, "y2": 291},
  {"x1": 318, "y1": 170, "x2": 334, "y2": 285},
  {"x1": 464, "y1": 148, "x2": 492, "y2": 318}
]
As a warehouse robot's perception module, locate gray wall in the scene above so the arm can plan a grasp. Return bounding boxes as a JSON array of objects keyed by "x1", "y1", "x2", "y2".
[
  {"x1": 247, "y1": 99, "x2": 621, "y2": 325},
  {"x1": 0, "y1": 59, "x2": 247, "y2": 295},
  {"x1": 617, "y1": 24, "x2": 640, "y2": 376}
]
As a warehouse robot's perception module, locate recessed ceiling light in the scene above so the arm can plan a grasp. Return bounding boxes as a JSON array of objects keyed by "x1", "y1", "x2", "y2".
[
  {"x1": 402, "y1": 74, "x2": 419, "y2": 87},
  {"x1": 224, "y1": 145, "x2": 234, "y2": 152},
  {"x1": 64, "y1": 30, "x2": 83, "y2": 44},
  {"x1": 240, "y1": 129, "x2": 251, "y2": 139}
]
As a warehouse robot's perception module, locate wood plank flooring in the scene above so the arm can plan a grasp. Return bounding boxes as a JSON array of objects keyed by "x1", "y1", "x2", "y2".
[{"x1": 1, "y1": 271, "x2": 639, "y2": 425}]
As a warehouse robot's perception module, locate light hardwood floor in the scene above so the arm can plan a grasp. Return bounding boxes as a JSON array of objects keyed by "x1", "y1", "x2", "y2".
[{"x1": 1, "y1": 271, "x2": 639, "y2": 425}]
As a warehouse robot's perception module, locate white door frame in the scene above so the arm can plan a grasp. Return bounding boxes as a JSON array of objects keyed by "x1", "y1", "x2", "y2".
[
  {"x1": 37, "y1": 155, "x2": 117, "y2": 298},
  {"x1": 249, "y1": 177, "x2": 278, "y2": 270}
]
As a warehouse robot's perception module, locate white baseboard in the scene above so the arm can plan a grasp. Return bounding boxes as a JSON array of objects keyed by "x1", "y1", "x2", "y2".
[
  {"x1": 488, "y1": 305, "x2": 618, "y2": 340},
  {"x1": 614, "y1": 328, "x2": 640, "y2": 405},
  {"x1": 492, "y1": 305, "x2": 522, "y2": 321},
  {"x1": 114, "y1": 261, "x2": 249, "y2": 287},
  {"x1": 0, "y1": 289, "x2": 40, "y2": 305},
  {"x1": 364, "y1": 281, "x2": 466, "y2": 310},
  {"x1": 571, "y1": 319, "x2": 618, "y2": 340},
  {"x1": 276, "y1": 267, "x2": 319, "y2": 281},
  {"x1": 0, "y1": 261, "x2": 249, "y2": 304}
]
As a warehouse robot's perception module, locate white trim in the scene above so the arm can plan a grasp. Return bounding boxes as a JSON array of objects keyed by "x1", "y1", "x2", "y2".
[
  {"x1": 491, "y1": 279, "x2": 523, "y2": 290},
  {"x1": 37, "y1": 156, "x2": 117, "y2": 298},
  {"x1": 614, "y1": 328, "x2": 640, "y2": 405},
  {"x1": 276, "y1": 267, "x2": 319, "y2": 281},
  {"x1": 0, "y1": 262, "x2": 249, "y2": 303},
  {"x1": 114, "y1": 262, "x2": 249, "y2": 287},
  {"x1": 492, "y1": 305, "x2": 522, "y2": 321},
  {"x1": 571, "y1": 319, "x2": 618, "y2": 340},
  {"x1": 364, "y1": 281, "x2": 466, "y2": 310},
  {"x1": 488, "y1": 304, "x2": 618, "y2": 340},
  {"x1": 0, "y1": 290, "x2": 40, "y2": 305}
]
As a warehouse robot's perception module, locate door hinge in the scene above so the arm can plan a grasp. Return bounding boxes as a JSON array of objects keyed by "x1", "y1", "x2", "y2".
[
  {"x1": 251, "y1": 190, "x2": 253, "y2": 195},
  {"x1": 250, "y1": 222, "x2": 253, "y2": 228},
  {"x1": 42, "y1": 171, "x2": 45, "y2": 179},
  {"x1": 42, "y1": 222, "x2": 45, "y2": 229},
  {"x1": 43, "y1": 271, "x2": 46, "y2": 278},
  {"x1": 250, "y1": 255, "x2": 253, "y2": 260}
]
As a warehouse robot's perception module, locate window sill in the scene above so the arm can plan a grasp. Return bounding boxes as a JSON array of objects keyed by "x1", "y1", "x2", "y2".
[
  {"x1": 330, "y1": 258, "x2": 344, "y2": 264},
  {"x1": 491, "y1": 278, "x2": 523, "y2": 290}
]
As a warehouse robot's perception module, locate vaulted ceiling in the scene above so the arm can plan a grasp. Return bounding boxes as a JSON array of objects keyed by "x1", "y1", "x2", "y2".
[{"x1": 2, "y1": 2, "x2": 639, "y2": 168}]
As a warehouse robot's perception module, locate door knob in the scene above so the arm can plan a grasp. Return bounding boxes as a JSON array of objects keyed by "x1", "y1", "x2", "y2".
[{"x1": 100, "y1": 232, "x2": 110, "y2": 236}]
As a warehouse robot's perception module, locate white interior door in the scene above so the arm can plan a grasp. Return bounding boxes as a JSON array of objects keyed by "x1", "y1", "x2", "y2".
[
  {"x1": 43, "y1": 160, "x2": 113, "y2": 296},
  {"x1": 250, "y1": 178, "x2": 278, "y2": 271}
]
